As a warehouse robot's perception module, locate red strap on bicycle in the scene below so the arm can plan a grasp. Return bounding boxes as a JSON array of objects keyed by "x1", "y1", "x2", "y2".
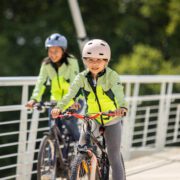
[
  {"x1": 89, "y1": 113, "x2": 101, "y2": 119},
  {"x1": 71, "y1": 113, "x2": 84, "y2": 119}
]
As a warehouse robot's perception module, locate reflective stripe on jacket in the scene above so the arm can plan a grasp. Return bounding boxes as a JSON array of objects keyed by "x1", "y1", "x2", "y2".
[{"x1": 57, "y1": 67, "x2": 127, "y2": 124}]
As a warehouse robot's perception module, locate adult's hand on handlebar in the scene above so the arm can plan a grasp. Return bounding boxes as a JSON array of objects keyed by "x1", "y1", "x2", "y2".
[
  {"x1": 25, "y1": 100, "x2": 36, "y2": 109},
  {"x1": 114, "y1": 108, "x2": 127, "y2": 117},
  {"x1": 51, "y1": 108, "x2": 61, "y2": 118}
]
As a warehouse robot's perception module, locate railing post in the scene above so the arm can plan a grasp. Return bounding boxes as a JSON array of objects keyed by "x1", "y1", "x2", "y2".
[
  {"x1": 156, "y1": 82, "x2": 173, "y2": 151},
  {"x1": 156, "y1": 82, "x2": 166, "y2": 151},
  {"x1": 163, "y1": 82, "x2": 173, "y2": 143},
  {"x1": 25, "y1": 110, "x2": 40, "y2": 180},
  {"x1": 173, "y1": 104, "x2": 180, "y2": 142},
  {"x1": 16, "y1": 85, "x2": 28, "y2": 180}
]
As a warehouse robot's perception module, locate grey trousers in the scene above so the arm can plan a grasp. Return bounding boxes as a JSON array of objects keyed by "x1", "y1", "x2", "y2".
[{"x1": 79, "y1": 120, "x2": 126, "y2": 180}]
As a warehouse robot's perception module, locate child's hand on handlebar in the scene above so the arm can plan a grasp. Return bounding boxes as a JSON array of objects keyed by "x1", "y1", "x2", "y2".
[
  {"x1": 51, "y1": 107, "x2": 61, "y2": 118},
  {"x1": 114, "y1": 108, "x2": 127, "y2": 117},
  {"x1": 70, "y1": 102, "x2": 81, "y2": 111}
]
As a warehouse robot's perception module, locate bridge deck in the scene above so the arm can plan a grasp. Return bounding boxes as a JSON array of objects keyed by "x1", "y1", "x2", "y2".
[{"x1": 126, "y1": 148, "x2": 180, "y2": 180}]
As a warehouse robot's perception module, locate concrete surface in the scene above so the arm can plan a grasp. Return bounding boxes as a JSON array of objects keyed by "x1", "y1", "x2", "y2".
[
  {"x1": 125, "y1": 148, "x2": 180, "y2": 180},
  {"x1": 56, "y1": 148, "x2": 180, "y2": 180}
]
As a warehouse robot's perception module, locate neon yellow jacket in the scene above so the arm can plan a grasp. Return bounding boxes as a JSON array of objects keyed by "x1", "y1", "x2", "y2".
[
  {"x1": 31, "y1": 56, "x2": 79, "y2": 108},
  {"x1": 57, "y1": 67, "x2": 127, "y2": 124}
]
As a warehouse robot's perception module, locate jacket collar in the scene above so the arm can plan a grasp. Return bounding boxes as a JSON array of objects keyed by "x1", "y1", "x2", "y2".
[{"x1": 85, "y1": 68, "x2": 106, "y2": 78}]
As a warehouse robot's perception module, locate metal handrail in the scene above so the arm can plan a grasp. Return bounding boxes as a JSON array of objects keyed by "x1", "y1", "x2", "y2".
[{"x1": 0, "y1": 75, "x2": 180, "y2": 180}]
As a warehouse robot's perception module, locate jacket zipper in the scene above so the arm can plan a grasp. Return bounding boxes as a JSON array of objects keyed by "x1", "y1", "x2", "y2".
[{"x1": 88, "y1": 77, "x2": 104, "y2": 126}]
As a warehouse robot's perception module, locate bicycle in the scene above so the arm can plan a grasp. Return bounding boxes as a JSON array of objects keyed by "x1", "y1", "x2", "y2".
[
  {"x1": 32, "y1": 102, "x2": 77, "y2": 180},
  {"x1": 57, "y1": 111, "x2": 126, "y2": 180}
]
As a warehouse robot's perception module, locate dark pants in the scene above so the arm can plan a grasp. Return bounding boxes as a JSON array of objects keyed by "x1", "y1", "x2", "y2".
[
  {"x1": 56, "y1": 116, "x2": 80, "y2": 141},
  {"x1": 48, "y1": 99, "x2": 84, "y2": 142}
]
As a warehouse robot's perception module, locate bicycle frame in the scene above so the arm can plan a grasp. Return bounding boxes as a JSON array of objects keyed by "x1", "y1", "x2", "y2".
[
  {"x1": 49, "y1": 120, "x2": 66, "y2": 167},
  {"x1": 58, "y1": 112, "x2": 115, "y2": 179},
  {"x1": 83, "y1": 118, "x2": 109, "y2": 179}
]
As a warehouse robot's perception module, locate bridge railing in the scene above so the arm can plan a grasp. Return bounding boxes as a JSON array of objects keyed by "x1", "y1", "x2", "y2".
[{"x1": 0, "y1": 75, "x2": 180, "y2": 180}]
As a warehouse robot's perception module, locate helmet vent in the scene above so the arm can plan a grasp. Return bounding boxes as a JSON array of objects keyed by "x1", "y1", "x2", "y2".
[
  {"x1": 88, "y1": 42, "x2": 92, "y2": 45},
  {"x1": 87, "y1": 52, "x2": 92, "y2": 54},
  {"x1": 45, "y1": 33, "x2": 67, "y2": 50},
  {"x1": 100, "y1": 43, "x2": 105, "y2": 46},
  {"x1": 99, "y1": 53, "x2": 104, "y2": 55},
  {"x1": 55, "y1": 36, "x2": 59, "y2": 40}
]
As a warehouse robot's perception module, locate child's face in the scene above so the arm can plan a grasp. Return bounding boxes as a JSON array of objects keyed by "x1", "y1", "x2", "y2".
[
  {"x1": 48, "y1": 46, "x2": 63, "y2": 63},
  {"x1": 84, "y1": 58, "x2": 108, "y2": 76}
]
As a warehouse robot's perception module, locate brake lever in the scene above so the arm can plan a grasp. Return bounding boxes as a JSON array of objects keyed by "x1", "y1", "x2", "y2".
[{"x1": 34, "y1": 104, "x2": 46, "y2": 113}]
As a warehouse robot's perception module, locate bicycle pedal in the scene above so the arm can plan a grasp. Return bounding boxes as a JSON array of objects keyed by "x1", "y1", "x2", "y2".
[
  {"x1": 77, "y1": 145, "x2": 88, "y2": 153},
  {"x1": 77, "y1": 145, "x2": 97, "y2": 155}
]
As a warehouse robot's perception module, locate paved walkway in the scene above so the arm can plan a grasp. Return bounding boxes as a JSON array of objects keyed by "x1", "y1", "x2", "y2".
[{"x1": 125, "y1": 148, "x2": 180, "y2": 180}]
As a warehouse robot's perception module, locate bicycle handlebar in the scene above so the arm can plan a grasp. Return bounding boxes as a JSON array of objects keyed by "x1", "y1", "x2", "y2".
[
  {"x1": 26, "y1": 101, "x2": 57, "y2": 113},
  {"x1": 32, "y1": 101, "x2": 57, "y2": 110},
  {"x1": 57, "y1": 111, "x2": 126, "y2": 120}
]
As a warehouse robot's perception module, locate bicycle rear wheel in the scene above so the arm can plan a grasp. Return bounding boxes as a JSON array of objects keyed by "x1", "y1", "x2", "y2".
[
  {"x1": 37, "y1": 135, "x2": 56, "y2": 180},
  {"x1": 71, "y1": 153, "x2": 100, "y2": 180}
]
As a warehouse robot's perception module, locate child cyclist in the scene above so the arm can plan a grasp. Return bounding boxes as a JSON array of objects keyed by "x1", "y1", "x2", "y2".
[
  {"x1": 26, "y1": 33, "x2": 82, "y2": 142},
  {"x1": 51, "y1": 39, "x2": 128, "y2": 180}
]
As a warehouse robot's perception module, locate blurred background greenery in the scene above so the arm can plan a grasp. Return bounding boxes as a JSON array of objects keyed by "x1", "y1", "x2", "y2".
[{"x1": 0, "y1": 0, "x2": 179, "y2": 76}]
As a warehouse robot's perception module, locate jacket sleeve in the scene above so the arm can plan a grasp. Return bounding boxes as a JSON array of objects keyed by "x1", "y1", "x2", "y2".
[
  {"x1": 110, "y1": 72, "x2": 128, "y2": 109},
  {"x1": 57, "y1": 74, "x2": 83, "y2": 110},
  {"x1": 30, "y1": 63, "x2": 48, "y2": 102}
]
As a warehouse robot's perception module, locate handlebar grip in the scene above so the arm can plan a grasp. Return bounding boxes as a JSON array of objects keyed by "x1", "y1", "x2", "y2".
[
  {"x1": 68, "y1": 108, "x2": 77, "y2": 113},
  {"x1": 34, "y1": 103, "x2": 43, "y2": 110}
]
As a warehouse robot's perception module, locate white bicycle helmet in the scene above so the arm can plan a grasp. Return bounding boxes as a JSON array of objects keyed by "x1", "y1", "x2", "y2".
[
  {"x1": 82, "y1": 39, "x2": 111, "y2": 61},
  {"x1": 45, "y1": 33, "x2": 67, "y2": 51}
]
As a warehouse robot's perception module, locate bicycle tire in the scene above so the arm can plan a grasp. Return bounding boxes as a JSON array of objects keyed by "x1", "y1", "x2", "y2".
[
  {"x1": 55, "y1": 125, "x2": 74, "y2": 179},
  {"x1": 99, "y1": 154, "x2": 110, "y2": 180},
  {"x1": 70, "y1": 153, "x2": 100, "y2": 180},
  {"x1": 37, "y1": 135, "x2": 56, "y2": 180}
]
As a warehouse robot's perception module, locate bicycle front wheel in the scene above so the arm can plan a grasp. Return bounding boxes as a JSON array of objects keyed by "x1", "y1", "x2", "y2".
[
  {"x1": 37, "y1": 135, "x2": 56, "y2": 180},
  {"x1": 71, "y1": 153, "x2": 100, "y2": 180}
]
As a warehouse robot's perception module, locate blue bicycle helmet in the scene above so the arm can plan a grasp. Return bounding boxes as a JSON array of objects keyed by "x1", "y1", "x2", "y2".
[{"x1": 45, "y1": 33, "x2": 67, "y2": 51}]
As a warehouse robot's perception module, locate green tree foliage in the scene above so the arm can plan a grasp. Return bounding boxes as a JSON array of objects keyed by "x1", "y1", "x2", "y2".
[
  {"x1": 0, "y1": 0, "x2": 179, "y2": 76},
  {"x1": 0, "y1": 0, "x2": 80, "y2": 76},
  {"x1": 79, "y1": 0, "x2": 180, "y2": 74},
  {"x1": 114, "y1": 44, "x2": 180, "y2": 75}
]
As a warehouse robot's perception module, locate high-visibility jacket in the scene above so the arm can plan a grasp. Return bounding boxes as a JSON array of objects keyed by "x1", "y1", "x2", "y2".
[
  {"x1": 31, "y1": 56, "x2": 79, "y2": 108},
  {"x1": 57, "y1": 67, "x2": 127, "y2": 124}
]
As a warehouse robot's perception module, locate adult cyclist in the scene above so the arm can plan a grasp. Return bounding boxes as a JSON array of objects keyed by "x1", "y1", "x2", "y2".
[{"x1": 26, "y1": 33, "x2": 83, "y2": 142}]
